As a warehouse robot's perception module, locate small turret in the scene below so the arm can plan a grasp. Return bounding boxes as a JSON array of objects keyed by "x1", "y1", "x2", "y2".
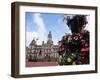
[
  {"x1": 30, "y1": 38, "x2": 36, "y2": 46},
  {"x1": 42, "y1": 41, "x2": 45, "y2": 45}
]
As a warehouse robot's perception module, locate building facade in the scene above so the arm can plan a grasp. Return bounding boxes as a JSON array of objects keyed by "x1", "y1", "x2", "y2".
[{"x1": 26, "y1": 32, "x2": 59, "y2": 61}]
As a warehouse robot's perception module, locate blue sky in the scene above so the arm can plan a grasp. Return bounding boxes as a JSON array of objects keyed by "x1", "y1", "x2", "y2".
[
  {"x1": 26, "y1": 12, "x2": 81, "y2": 46},
  {"x1": 25, "y1": 12, "x2": 72, "y2": 46}
]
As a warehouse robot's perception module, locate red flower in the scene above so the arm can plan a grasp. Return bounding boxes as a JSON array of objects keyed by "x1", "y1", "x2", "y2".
[{"x1": 81, "y1": 47, "x2": 89, "y2": 52}]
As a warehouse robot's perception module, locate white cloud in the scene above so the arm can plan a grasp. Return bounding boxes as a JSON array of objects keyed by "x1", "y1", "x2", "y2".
[
  {"x1": 84, "y1": 16, "x2": 90, "y2": 31},
  {"x1": 53, "y1": 38, "x2": 59, "y2": 45},
  {"x1": 26, "y1": 32, "x2": 38, "y2": 46},
  {"x1": 26, "y1": 13, "x2": 47, "y2": 46},
  {"x1": 33, "y1": 13, "x2": 46, "y2": 33}
]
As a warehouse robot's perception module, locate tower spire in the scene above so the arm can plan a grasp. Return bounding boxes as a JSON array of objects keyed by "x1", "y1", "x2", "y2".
[{"x1": 47, "y1": 31, "x2": 53, "y2": 45}]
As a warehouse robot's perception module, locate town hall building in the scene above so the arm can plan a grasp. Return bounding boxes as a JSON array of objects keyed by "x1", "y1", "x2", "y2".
[{"x1": 26, "y1": 31, "x2": 59, "y2": 61}]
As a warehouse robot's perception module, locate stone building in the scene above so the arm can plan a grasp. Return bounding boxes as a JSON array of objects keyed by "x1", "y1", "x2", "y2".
[{"x1": 26, "y1": 31, "x2": 59, "y2": 61}]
